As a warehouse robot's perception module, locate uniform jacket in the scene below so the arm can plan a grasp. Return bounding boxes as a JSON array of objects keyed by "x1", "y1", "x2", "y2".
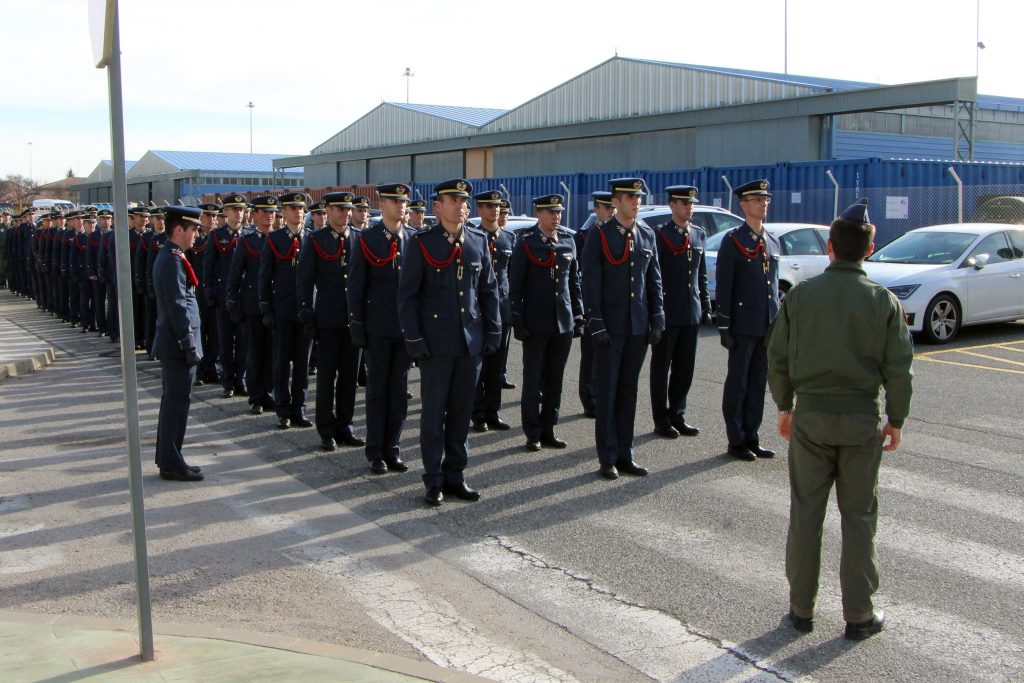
[
  {"x1": 128, "y1": 229, "x2": 142, "y2": 281},
  {"x1": 509, "y1": 227, "x2": 583, "y2": 335},
  {"x1": 397, "y1": 224, "x2": 501, "y2": 357},
  {"x1": 153, "y1": 243, "x2": 202, "y2": 360},
  {"x1": 50, "y1": 227, "x2": 66, "y2": 277},
  {"x1": 186, "y1": 231, "x2": 209, "y2": 303},
  {"x1": 60, "y1": 229, "x2": 74, "y2": 277},
  {"x1": 146, "y1": 231, "x2": 168, "y2": 298},
  {"x1": 133, "y1": 229, "x2": 154, "y2": 294},
  {"x1": 654, "y1": 219, "x2": 710, "y2": 326},
  {"x1": 258, "y1": 226, "x2": 304, "y2": 321},
  {"x1": 226, "y1": 230, "x2": 266, "y2": 316},
  {"x1": 297, "y1": 225, "x2": 359, "y2": 328},
  {"x1": 347, "y1": 223, "x2": 407, "y2": 339},
  {"x1": 715, "y1": 222, "x2": 780, "y2": 337},
  {"x1": 97, "y1": 230, "x2": 115, "y2": 285},
  {"x1": 71, "y1": 231, "x2": 89, "y2": 281},
  {"x1": 479, "y1": 226, "x2": 515, "y2": 324},
  {"x1": 86, "y1": 229, "x2": 106, "y2": 280},
  {"x1": 581, "y1": 216, "x2": 665, "y2": 336},
  {"x1": 203, "y1": 225, "x2": 243, "y2": 307}
]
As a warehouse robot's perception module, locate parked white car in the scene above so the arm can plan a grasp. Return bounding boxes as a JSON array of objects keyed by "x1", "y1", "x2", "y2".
[
  {"x1": 862, "y1": 223, "x2": 1024, "y2": 344},
  {"x1": 707, "y1": 223, "x2": 832, "y2": 304}
]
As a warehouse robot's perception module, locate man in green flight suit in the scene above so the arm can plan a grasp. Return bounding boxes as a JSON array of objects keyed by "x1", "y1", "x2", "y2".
[{"x1": 767, "y1": 198, "x2": 913, "y2": 641}]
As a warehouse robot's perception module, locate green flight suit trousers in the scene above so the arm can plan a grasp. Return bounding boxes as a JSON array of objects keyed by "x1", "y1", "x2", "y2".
[{"x1": 786, "y1": 410, "x2": 883, "y2": 624}]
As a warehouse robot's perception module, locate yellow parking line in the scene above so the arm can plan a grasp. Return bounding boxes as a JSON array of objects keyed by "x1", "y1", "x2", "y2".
[
  {"x1": 957, "y1": 350, "x2": 1024, "y2": 367},
  {"x1": 913, "y1": 355, "x2": 1024, "y2": 375},
  {"x1": 916, "y1": 340, "x2": 1023, "y2": 357},
  {"x1": 996, "y1": 344, "x2": 1024, "y2": 354}
]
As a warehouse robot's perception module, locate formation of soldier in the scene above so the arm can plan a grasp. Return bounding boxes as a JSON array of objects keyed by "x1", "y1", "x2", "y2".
[{"x1": 2, "y1": 178, "x2": 786, "y2": 503}]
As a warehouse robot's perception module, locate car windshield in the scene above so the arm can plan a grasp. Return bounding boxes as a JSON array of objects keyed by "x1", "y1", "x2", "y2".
[
  {"x1": 706, "y1": 231, "x2": 728, "y2": 251},
  {"x1": 867, "y1": 231, "x2": 977, "y2": 264}
]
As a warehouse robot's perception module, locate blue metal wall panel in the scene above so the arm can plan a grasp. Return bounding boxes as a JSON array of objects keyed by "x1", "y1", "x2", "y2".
[{"x1": 834, "y1": 132, "x2": 1024, "y2": 164}]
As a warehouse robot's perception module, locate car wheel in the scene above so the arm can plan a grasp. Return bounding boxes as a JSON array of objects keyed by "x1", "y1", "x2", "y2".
[
  {"x1": 778, "y1": 282, "x2": 791, "y2": 301},
  {"x1": 922, "y1": 294, "x2": 960, "y2": 344}
]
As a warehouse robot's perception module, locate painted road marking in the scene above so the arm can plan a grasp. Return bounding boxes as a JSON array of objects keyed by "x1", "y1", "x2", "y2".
[{"x1": 915, "y1": 340, "x2": 1024, "y2": 374}]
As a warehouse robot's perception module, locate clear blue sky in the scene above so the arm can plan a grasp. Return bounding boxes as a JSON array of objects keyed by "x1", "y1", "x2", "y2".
[{"x1": 3, "y1": 0, "x2": 1018, "y2": 184}]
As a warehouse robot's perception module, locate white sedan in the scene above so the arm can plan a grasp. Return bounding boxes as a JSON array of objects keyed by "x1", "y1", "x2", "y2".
[
  {"x1": 862, "y1": 223, "x2": 1024, "y2": 344},
  {"x1": 707, "y1": 223, "x2": 831, "y2": 304}
]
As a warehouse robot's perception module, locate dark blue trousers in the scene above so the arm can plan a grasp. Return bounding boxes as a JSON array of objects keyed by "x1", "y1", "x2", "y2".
[
  {"x1": 649, "y1": 324, "x2": 700, "y2": 428},
  {"x1": 520, "y1": 332, "x2": 572, "y2": 441},
  {"x1": 722, "y1": 333, "x2": 768, "y2": 448},
  {"x1": 106, "y1": 282, "x2": 119, "y2": 341},
  {"x1": 93, "y1": 281, "x2": 108, "y2": 335},
  {"x1": 418, "y1": 354, "x2": 482, "y2": 489},
  {"x1": 578, "y1": 332, "x2": 596, "y2": 414},
  {"x1": 272, "y1": 318, "x2": 311, "y2": 418},
  {"x1": 155, "y1": 356, "x2": 196, "y2": 472},
  {"x1": 197, "y1": 299, "x2": 218, "y2": 381},
  {"x1": 364, "y1": 335, "x2": 410, "y2": 461},
  {"x1": 80, "y1": 278, "x2": 95, "y2": 330},
  {"x1": 316, "y1": 326, "x2": 361, "y2": 439},
  {"x1": 594, "y1": 334, "x2": 648, "y2": 466},
  {"x1": 245, "y1": 314, "x2": 273, "y2": 407},
  {"x1": 472, "y1": 322, "x2": 511, "y2": 423},
  {"x1": 216, "y1": 306, "x2": 246, "y2": 391}
]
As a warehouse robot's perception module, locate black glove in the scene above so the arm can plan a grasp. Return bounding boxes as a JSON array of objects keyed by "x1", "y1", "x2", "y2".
[
  {"x1": 701, "y1": 310, "x2": 713, "y2": 325},
  {"x1": 513, "y1": 325, "x2": 530, "y2": 342},
  {"x1": 411, "y1": 349, "x2": 430, "y2": 362},
  {"x1": 572, "y1": 320, "x2": 585, "y2": 338},
  {"x1": 481, "y1": 343, "x2": 497, "y2": 357},
  {"x1": 719, "y1": 329, "x2": 736, "y2": 350},
  {"x1": 649, "y1": 326, "x2": 664, "y2": 346},
  {"x1": 302, "y1": 322, "x2": 318, "y2": 340},
  {"x1": 184, "y1": 347, "x2": 202, "y2": 367},
  {"x1": 593, "y1": 330, "x2": 611, "y2": 347},
  {"x1": 262, "y1": 313, "x2": 275, "y2": 328}
]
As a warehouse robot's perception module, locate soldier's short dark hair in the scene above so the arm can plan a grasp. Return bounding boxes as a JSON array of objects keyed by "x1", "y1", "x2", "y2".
[{"x1": 829, "y1": 217, "x2": 875, "y2": 262}]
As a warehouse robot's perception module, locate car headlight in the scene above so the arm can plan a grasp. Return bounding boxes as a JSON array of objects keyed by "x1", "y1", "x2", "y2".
[{"x1": 887, "y1": 284, "x2": 921, "y2": 300}]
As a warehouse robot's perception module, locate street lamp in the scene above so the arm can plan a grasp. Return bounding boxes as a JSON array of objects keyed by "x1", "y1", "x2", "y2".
[
  {"x1": 246, "y1": 101, "x2": 254, "y2": 154},
  {"x1": 403, "y1": 68, "x2": 414, "y2": 104},
  {"x1": 28, "y1": 141, "x2": 33, "y2": 180}
]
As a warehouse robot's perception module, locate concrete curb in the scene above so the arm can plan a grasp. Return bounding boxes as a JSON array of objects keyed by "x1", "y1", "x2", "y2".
[
  {"x1": 0, "y1": 347, "x2": 56, "y2": 382},
  {"x1": 0, "y1": 610, "x2": 492, "y2": 683}
]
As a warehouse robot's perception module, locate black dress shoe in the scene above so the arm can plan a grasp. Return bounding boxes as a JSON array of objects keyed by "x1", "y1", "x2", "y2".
[
  {"x1": 159, "y1": 468, "x2": 204, "y2": 482},
  {"x1": 486, "y1": 417, "x2": 511, "y2": 431},
  {"x1": 583, "y1": 408, "x2": 597, "y2": 419},
  {"x1": 194, "y1": 378, "x2": 206, "y2": 386},
  {"x1": 501, "y1": 379, "x2": 516, "y2": 390},
  {"x1": 384, "y1": 457, "x2": 409, "y2": 473},
  {"x1": 320, "y1": 435, "x2": 336, "y2": 451},
  {"x1": 617, "y1": 460, "x2": 648, "y2": 476},
  {"x1": 788, "y1": 611, "x2": 814, "y2": 633},
  {"x1": 186, "y1": 465, "x2": 202, "y2": 473},
  {"x1": 221, "y1": 388, "x2": 235, "y2": 399},
  {"x1": 406, "y1": 391, "x2": 413, "y2": 399},
  {"x1": 442, "y1": 482, "x2": 480, "y2": 501},
  {"x1": 525, "y1": 440, "x2": 541, "y2": 452},
  {"x1": 369, "y1": 459, "x2": 388, "y2": 474},
  {"x1": 235, "y1": 386, "x2": 249, "y2": 397},
  {"x1": 540, "y1": 435, "x2": 567, "y2": 449},
  {"x1": 336, "y1": 430, "x2": 365, "y2": 447},
  {"x1": 472, "y1": 421, "x2": 489, "y2": 433},
  {"x1": 291, "y1": 415, "x2": 313, "y2": 428},
  {"x1": 845, "y1": 612, "x2": 885, "y2": 641},
  {"x1": 599, "y1": 464, "x2": 619, "y2": 480},
  {"x1": 728, "y1": 445, "x2": 756, "y2": 461},
  {"x1": 278, "y1": 416, "x2": 291, "y2": 430},
  {"x1": 672, "y1": 420, "x2": 700, "y2": 437},
  {"x1": 250, "y1": 403, "x2": 264, "y2": 415},
  {"x1": 654, "y1": 424, "x2": 679, "y2": 439},
  {"x1": 261, "y1": 398, "x2": 276, "y2": 410},
  {"x1": 424, "y1": 487, "x2": 444, "y2": 506},
  {"x1": 748, "y1": 444, "x2": 775, "y2": 459}
]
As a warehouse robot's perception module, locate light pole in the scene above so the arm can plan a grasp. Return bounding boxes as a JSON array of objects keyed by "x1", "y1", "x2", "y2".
[
  {"x1": 28, "y1": 141, "x2": 33, "y2": 181},
  {"x1": 246, "y1": 101, "x2": 254, "y2": 154},
  {"x1": 403, "y1": 67, "x2": 414, "y2": 103},
  {"x1": 975, "y1": 0, "x2": 985, "y2": 79}
]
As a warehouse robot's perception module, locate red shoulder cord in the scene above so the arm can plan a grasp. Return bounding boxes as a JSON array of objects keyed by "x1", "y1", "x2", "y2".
[
  {"x1": 214, "y1": 233, "x2": 237, "y2": 253},
  {"x1": 242, "y1": 236, "x2": 262, "y2": 258},
  {"x1": 89, "y1": 233, "x2": 101, "y2": 248},
  {"x1": 129, "y1": 234, "x2": 138, "y2": 251},
  {"x1": 523, "y1": 242, "x2": 556, "y2": 268},
  {"x1": 268, "y1": 234, "x2": 300, "y2": 261},
  {"x1": 418, "y1": 238, "x2": 461, "y2": 269},
  {"x1": 139, "y1": 237, "x2": 149, "y2": 253},
  {"x1": 177, "y1": 251, "x2": 199, "y2": 287},
  {"x1": 190, "y1": 236, "x2": 208, "y2": 254},
  {"x1": 76, "y1": 236, "x2": 87, "y2": 252},
  {"x1": 730, "y1": 233, "x2": 766, "y2": 261},
  {"x1": 313, "y1": 235, "x2": 345, "y2": 261},
  {"x1": 598, "y1": 226, "x2": 631, "y2": 266},
  {"x1": 658, "y1": 228, "x2": 690, "y2": 255},
  {"x1": 360, "y1": 235, "x2": 398, "y2": 267}
]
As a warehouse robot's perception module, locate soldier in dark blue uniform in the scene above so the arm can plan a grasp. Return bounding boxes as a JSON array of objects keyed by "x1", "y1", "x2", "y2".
[
  {"x1": 32, "y1": 212, "x2": 50, "y2": 311},
  {"x1": 471, "y1": 190, "x2": 515, "y2": 433},
  {"x1": 227, "y1": 196, "x2": 276, "y2": 414},
  {"x1": 407, "y1": 199, "x2": 427, "y2": 231},
  {"x1": 77, "y1": 211, "x2": 99, "y2": 333},
  {"x1": 509, "y1": 194, "x2": 584, "y2": 451},
  {"x1": 582, "y1": 178, "x2": 665, "y2": 480},
  {"x1": 348, "y1": 186, "x2": 411, "y2": 473},
  {"x1": 126, "y1": 207, "x2": 149, "y2": 347},
  {"x1": 67, "y1": 212, "x2": 86, "y2": 327},
  {"x1": 298, "y1": 191, "x2": 364, "y2": 451},
  {"x1": 716, "y1": 179, "x2": 781, "y2": 461},
  {"x1": 54, "y1": 210, "x2": 73, "y2": 321},
  {"x1": 308, "y1": 200, "x2": 327, "y2": 231},
  {"x1": 650, "y1": 185, "x2": 711, "y2": 438},
  {"x1": 397, "y1": 179, "x2": 502, "y2": 506},
  {"x1": 144, "y1": 208, "x2": 169, "y2": 355},
  {"x1": 575, "y1": 191, "x2": 614, "y2": 418},
  {"x1": 497, "y1": 199, "x2": 516, "y2": 391},
  {"x1": 86, "y1": 210, "x2": 109, "y2": 336},
  {"x1": 133, "y1": 210, "x2": 155, "y2": 348},
  {"x1": 188, "y1": 204, "x2": 219, "y2": 383},
  {"x1": 153, "y1": 206, "x2": 205, "y2": 482},
  {"x1": 93, "y1": 209, "x2": 115, "y2": 340},
  {"x1": 204, "y1": 194, "x2": 248, "y2": 397},
  {"x1": 259, "y1": 191, "x2": 313, "y2": 429}
]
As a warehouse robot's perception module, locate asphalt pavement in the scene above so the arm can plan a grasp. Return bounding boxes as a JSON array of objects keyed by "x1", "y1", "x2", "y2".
[{"x1": 1, "y1": 288, "x2": 1022, "y2": 682}]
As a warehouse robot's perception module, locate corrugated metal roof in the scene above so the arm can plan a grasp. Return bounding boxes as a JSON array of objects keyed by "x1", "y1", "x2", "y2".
[
  {"x1": 148, "y1": 150, "x2": 302, "y2": 174},
  {"x1": 101, "y1": 159, "x2": 137, "y2": 171},
  {"x1": 389, "y1": 102, "x2": 507, "y2": 126}
]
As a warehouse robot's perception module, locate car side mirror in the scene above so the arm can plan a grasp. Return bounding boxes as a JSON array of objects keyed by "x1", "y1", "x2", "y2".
[{"x1": 972, "y1": 253, "x2": 990, "y2": 269}]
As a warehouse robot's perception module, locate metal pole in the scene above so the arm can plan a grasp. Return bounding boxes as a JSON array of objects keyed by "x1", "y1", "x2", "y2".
[
  {"x1": 247, "y1": 102, "x2": 254, "y2": 154},
  {"x1": 499, "y1": 183, "x2": 512, "y2": 214},
  {"x1": 948, "y1": 167, "x2": 964, "y2": 223},
  {"x1": 559, "y1": 181, "x2": 571, "y2": 228},
  {"x1": 721, "y1": 175, "x2": 733, "y2": 213},
  {"x1": 28, "y1": 142, "x2": 33, "y2": 181},
  {"x1": 784, "y1": 0, "x2": 788, "y2": 74},
  {"x1": 825, "y1": 169, "x2": 839, "y2": 219},
  {"x1": 106, "y1": 0, "x2": 154, "y2": 661}
]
